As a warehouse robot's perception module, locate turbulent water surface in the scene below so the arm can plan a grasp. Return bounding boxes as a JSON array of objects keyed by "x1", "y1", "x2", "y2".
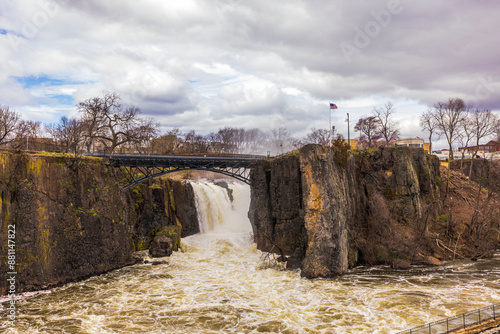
[{"x1": 1, "y1": 180, "x2": 499, "y2": 333}]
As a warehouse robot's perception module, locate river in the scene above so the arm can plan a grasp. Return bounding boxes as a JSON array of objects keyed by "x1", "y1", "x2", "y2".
[{"x1": 1, "y1": 180, "x2": 499, "y2": 333}]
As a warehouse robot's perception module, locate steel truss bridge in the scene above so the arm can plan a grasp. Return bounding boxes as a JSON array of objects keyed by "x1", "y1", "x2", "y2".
[{"x1": 96, "y1": 154, "x2": 263, "y2": 189}]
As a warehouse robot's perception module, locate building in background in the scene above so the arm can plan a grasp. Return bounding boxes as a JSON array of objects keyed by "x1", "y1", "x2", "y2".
[
  {"x1": 346, "y1": 138, "x2": 358, "y2": 150},
  {"x1": 1, "y1": 137, "x2": 58, "y2": 152},
  {"x1": 459, "y1": 140, "x2": 500, "y2": 154},
  {"x1": 393, "y1": 137, "x2": 432, "y2": 153}
]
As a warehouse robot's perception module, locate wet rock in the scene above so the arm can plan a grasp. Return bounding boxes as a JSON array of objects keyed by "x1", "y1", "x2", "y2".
[
  {"x1": 132, "y1": 253, "x2": 145, "y2": 264},
  {"x1": 149, "y1": 236, "x2": 175, "y2": 258},
  {"x1": 286, "y1": 250, "x2": 303, "y2": 270},
  {"x1": 149, "y1": 225, "x2": 181, "y2": 258},
  {"x1": 143, "y1": 259, "x2": 168, "y2": 265},
  {"x1": 214, "y1": 180, "x2": 234, "y2": 202},
  {"x1": 425, "y1": 256, "x2": 444, "y2": 266},
  {"x1": 131, "y1": 178, "x2": 198, "y2": 250},
  {"x1": 391, "y1": 259, "x2": 411, "y2": 270}
]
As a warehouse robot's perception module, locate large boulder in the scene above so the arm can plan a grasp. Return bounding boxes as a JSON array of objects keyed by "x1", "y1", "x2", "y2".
[{"x1": 149, "y1": 225, "x2": 181, "y2": 258}]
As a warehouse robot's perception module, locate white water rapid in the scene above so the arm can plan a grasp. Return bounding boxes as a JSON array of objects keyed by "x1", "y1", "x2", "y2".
[{"x1": 1, "y1": 180, "x2": 500, "y2": 333}]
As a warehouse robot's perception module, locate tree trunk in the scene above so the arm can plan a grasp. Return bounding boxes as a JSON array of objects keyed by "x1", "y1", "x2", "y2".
[{"x1": 469, "y1": 149, "x2": 478, "y2": 179}]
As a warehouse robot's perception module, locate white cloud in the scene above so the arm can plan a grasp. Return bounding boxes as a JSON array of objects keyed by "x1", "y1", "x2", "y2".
[{"x1": 0, "y1": 0, "x2": 498, "y2": 149}]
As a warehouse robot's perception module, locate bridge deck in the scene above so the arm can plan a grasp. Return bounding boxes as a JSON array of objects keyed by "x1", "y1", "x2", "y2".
[{"x1": 92, "y1": 154, "x2": 264, "y2": 189}]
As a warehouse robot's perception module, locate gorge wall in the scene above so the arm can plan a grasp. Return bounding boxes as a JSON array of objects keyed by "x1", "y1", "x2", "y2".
[
  {"x1": 249, "y1": 145, "x2": 444, "y2": 278},
  {"x1": 0, "y1": 150, "x2": 197, "y2": 295}
]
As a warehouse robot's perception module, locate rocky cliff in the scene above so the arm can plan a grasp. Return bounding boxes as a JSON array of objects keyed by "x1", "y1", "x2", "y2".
[
  {"x1": 249, "y1": 145, "x2": 443, "y2": 278},
  {"x1": 0, "y1": 150, "x2": 197, "y2": 295}
]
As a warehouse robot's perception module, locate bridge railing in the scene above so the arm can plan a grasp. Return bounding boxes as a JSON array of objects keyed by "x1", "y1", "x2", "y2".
[
  {"x1": 88, "y1": 153, "x2": 266, "y2": 160},
  {"x1": 396, "y1": 303, "x2": 499, "y2": 334}
]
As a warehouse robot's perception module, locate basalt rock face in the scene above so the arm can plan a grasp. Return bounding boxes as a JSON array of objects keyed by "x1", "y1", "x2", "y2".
[
  {"x1": 299, "y1": 145, "x2": 358, "y2": 278},
  {"x1": 353, "y1": 147, "x2": 442, "y2": 267},
  {"x1": 0, "y1": 152, "x2": 133, "y2": 295},
  {"x1": 249, "y1": 145, "x2": 442, "y2": 278},
  {"x1": 128, "y1": 178, "x2": 198, "y2": 250},
  {"x1": 0, "y1": 151, "x2": 197, "y2": 295},
  {"x1": 249, "y1": 155, "x2": 306, "y2": 266}
]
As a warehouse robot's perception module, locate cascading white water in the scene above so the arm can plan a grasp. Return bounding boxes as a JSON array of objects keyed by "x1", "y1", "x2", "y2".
[
  {"x1": 2, "y1": 180, "x2": 500, "y2": 334},
  {"x1": 190, "y1": 180, "x2": 253, "y2": 234}
]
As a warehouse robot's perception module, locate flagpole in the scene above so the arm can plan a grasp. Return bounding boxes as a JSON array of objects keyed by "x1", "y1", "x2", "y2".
[
  {"x1": 347, "y1": 112, "x2": 350, "y2": 149},
  {"x1": 329, "y1": 102, "x2": 332, "y2": 146}
]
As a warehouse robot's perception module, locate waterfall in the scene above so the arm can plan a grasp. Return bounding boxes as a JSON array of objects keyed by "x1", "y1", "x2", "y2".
[
  {"x1": 6, "y1": 180, "x2": 500, "y2": 333},
  {"x1": 190, "y1": 180, "x2": 253, "y2": 234}
]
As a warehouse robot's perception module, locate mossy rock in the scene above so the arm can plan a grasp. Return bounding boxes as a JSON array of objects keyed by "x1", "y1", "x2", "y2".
[{"x1": 154, "y1": 225, "x2": 182, "y2": 250}]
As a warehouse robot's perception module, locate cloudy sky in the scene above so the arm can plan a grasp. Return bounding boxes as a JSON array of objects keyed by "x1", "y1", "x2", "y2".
[{"x1": 1, "y1": 0, "x2": 499, "y2": 149}]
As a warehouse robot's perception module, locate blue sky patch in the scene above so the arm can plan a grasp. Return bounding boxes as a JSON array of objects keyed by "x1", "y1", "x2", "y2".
[
  {"x1": 45, "y1": 94, "x2": 75, "y2": 106},
  {"x1": 15, "y1": 75, "x2": 66, "y2": 88},
  {"x1": 0, "y1": 29, "x2": 7, "y2": 35}
]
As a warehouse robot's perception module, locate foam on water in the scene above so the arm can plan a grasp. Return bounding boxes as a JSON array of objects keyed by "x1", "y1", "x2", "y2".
[{"x1": 2, "y1": 180, "x2": 499, "y2": 333}]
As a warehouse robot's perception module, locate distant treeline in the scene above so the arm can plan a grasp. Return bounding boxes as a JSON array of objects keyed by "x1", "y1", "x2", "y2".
[{"x1": 1, "y1": 93, "x2": 499, "y2": 157}]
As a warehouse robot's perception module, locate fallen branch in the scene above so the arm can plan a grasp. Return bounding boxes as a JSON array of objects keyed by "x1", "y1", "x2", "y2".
[{"x1": 435, "y1": 238, "x2": 464, "y2": 259}]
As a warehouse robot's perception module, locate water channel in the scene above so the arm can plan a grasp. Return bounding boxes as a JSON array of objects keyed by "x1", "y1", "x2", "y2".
[{"x1": 1, "y1": 180, "x2": 499, "y2": 333}]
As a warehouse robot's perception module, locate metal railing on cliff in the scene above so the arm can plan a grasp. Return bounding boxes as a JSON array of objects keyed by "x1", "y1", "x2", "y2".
[{"x1": 396, "y1": 303, "x2": 500, "y2": 334}]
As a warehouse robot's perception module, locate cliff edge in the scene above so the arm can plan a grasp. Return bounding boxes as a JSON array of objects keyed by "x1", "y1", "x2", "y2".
[
  {"x1": 0, "y1": 151, "x2": 197, "y2": 295},
  {"x1": 249, "y1": 145, "x2": 471, "y2": 278}
]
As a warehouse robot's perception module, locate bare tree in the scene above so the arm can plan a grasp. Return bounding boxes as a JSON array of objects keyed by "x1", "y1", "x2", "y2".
[
  {"x1": 150, "y1": 128, "x2": 183, "y2": 155},
  {"x1": 496, "y1": 118, "x2": 500, "y2": 142},
  {"x1": 16, "y1": 120, "x2": 42, "y2": 138},
  {"x1": 215, "y1": 127, "x2": 245, "y2": 153},
  {"x1": 457, "y1": 111, "x2": 475, "y2": 167},
  {"x1": 303, "y1": 128, "x2": 330, "y2": 146},
  {"x1": 183, "y1": 130, "x2": 210, "y2": 153},
  {"x1": 46, "y1": 116, "x2": 84, "y2": 153},
  {"x1": 373, "y1": 102, "x2": 400, "y2": 144},
  {"x1": 78, "y1": 93, "x2": 115, "y2": 153},
  {"x1": 132, "y1": 117, "x2": 160, "y2": 154},
  {"x1": 242, "y1": 128, "x2": 267, "y2": 154},
  {"x1": 432, "y1": 98, "x2": 467, "y2": 160},
  {"x1": 12, "y1": 120, "x2": 44, "y2": 150},
  {"x1": 354, "y1": 116, "x2": 382, "y2": 148},
  {"x1": 419, "y1": 109, "x2": 439, "y2": 153},
  {"x1": 268, "y1": 127, "x2": 295, "y2": 155},
  {"x1": 468, "y1": 108, "x2": 498, "y2": 177},
  {"x1": 78, "y1": 92, "x2": 157, "y2": 155},
  {"x1": 0, "y1": 106, "x2": 20, "y2": 145}
]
